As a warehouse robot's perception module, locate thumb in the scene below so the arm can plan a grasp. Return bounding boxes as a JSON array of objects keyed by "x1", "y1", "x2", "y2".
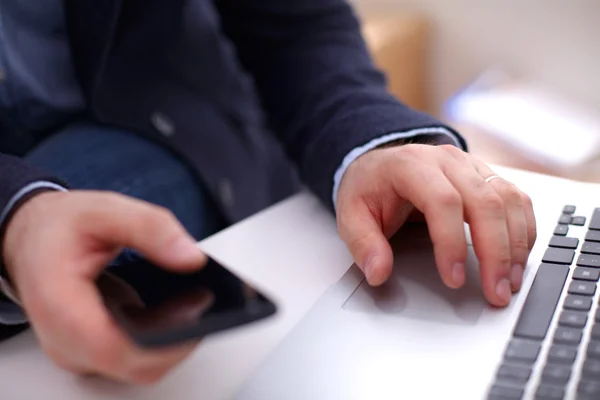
[
  {"x1": 85, "y1": 193, "x2": 206, "y2": 272},
  {"x1": 337, "y1": 203, "x2": 393, "y2": 286}
]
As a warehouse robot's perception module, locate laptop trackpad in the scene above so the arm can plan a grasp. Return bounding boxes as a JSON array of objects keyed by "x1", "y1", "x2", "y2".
[{"x1": 342, "y1": 225, "x2": 486, "y2": 326}]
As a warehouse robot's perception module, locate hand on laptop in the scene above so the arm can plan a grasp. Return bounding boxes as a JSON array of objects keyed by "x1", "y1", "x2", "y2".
[
  {"x1": 336, "y1": 144, "x2": 536, "y2": 307},
  {"x1": 1, "y1": 191, "x2": 206, "y2": 384}
]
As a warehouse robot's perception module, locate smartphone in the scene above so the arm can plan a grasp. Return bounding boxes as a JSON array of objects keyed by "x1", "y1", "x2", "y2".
[{"x1": 97, "y1": 255, "x2": 277, "y2": 349}]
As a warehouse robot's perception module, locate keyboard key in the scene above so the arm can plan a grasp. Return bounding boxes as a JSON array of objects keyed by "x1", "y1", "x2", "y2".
[
  {"x1": 564, "y1": 295, "x2": 593, "y2": 311},
  {"x1": 587, "y1": 342, "x2": 600, "y2": 359},
  {"x1": 589, "y1": 208, "x2": 600, "y2": 230},
  {"x1": 542, "y1": 248, "x2": 575, "y2": 265},
  {"x1": 596, "y1": 308, "x2": 600, "y2": 322},
  {"x1": 536, "y1": 384, "x2": 564, "y2": 399},
  {"x1": 554, "y1": 327, "x2": 583, "y2": 344},
  {"x1": 592, "y1": 324, "x2": 600, "y2": 340},
  {"x1": 541, "y1": 364, "x2": 571, "y2": 385},
  {"x1": 513, "y1": 264, "x2": 569, "y2": 340},
  {"x1": 571, "y1": 216, "x2": 587, "y2": 226},
  {"x1": 582, "y1": 241, "x2": 600, "y2": 255},
  {"x1": 488, "y1": 384, "x2": 523, "y2": 400},
  {"x1": 549, "y1": 236, "x2": 579, "y2": 249},
  {"x1": 573, "y1": 267, "x2": 600, "y2": 281},
  {"x1": 505, "y1": 340, "x2": 541, "y2": 364},
  {"x1": 559, "y1": 311, "x2": 588, "y2": 328},
  {"x1": 496, "y1": 364, "x2": 531, "y2": 384},
  {"x1": 563, "y1": 205, "x2": 576, "y2": 214},
  {"x1": 558, "y1": 214, "x2": 572, "y2": 224},
  {"x1": 578, "y1": 254, "x2": 600, "y2": 268},
  {"x1": 586, "y1": 230, "x2": 600, "y2": 243},
  {"x1": 582, "y1": 359, "x2": 600, "y2": 380},
  {"x1": 554, "y1": 225, "x2": 569, "y2": 236},
  {"x1": 578, "y1": 381, "x2": 600, "y2": 399},
  {"x1": 547, "y1": 345, "x2": 577, "y2": 364},
  {"x1": 568, "y1": 281, "x2": 596, "y2": 296}
]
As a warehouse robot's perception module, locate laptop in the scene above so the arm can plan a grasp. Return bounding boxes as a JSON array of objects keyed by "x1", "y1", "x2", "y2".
[{"x1": 236, "y1": 169, "x2": 600, "y2": 400}]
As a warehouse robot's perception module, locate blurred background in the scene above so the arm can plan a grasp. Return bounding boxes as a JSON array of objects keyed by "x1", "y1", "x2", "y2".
[{"x1": 352, "y1": 0, "x2": 600, "y2": 182}]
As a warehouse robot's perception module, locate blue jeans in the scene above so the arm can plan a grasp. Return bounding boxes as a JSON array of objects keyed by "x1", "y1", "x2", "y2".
[{"x1": 25, "y1": 121, "x2": 225, "y2": 247}]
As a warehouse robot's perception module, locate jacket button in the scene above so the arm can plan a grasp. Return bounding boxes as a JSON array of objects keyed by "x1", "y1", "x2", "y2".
[
  {"x1": 219, "y1": 179, "x2": 235, "y2": 208},
  {"x1": 151, "y1": 112, "x2": 175, "y2": 137}
]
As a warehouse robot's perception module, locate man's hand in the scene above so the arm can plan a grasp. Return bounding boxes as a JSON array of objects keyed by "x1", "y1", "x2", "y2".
[
  {"x1": 2, "y1": 191, "x2": 206, "y2": 384},
  {"x1": 336, "y1": 144, "x2": 536, "y2": 307}
]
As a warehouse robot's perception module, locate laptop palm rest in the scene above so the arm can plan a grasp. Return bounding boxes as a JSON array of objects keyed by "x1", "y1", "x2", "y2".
[{"x1": 342, "y1": 224, "x2": 487, "y2": 326}]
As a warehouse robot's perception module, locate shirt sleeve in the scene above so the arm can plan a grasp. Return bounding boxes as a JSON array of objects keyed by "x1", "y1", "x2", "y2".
[
  {"x1": 0, "y1": 181, "x2": 68, "y2": 325},
  {"x1": 332, "y1": 127, "x2": 466, "y2": 209}
]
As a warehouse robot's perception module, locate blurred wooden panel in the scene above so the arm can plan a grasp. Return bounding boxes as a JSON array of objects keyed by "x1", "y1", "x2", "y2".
[{"x1": 359, "y1": 10, "x2": 431, "y2": 113}]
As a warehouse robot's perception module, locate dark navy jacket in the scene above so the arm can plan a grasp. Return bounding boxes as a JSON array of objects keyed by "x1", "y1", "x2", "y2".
[{"x1": 0, "y1": 0, "x2": 465, "y2": 224}]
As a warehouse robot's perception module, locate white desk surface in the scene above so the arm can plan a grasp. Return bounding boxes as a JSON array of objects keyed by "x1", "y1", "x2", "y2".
[
  {"x1": 0, "y1": 191, "x2": 353, "y2": 400},
  {"x1": 0, "y1": 165, "x2": 587, "y2": 399}
]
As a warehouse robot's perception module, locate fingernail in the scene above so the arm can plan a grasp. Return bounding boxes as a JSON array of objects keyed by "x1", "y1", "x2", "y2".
[
  {"x1": 510, "y1": 264, "x2": 523, "y2": 291},
  {"x1": 496, "y1": 278, "x2": 512, "y2": 304},
  {"x1": 452, "y1": 263, "x2": 466, "y2": 288}
]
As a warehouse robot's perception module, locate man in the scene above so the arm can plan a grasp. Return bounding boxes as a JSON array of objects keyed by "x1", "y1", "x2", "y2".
[{"x1": 0, "y1": 0, "x2": 535, "y2": 385}]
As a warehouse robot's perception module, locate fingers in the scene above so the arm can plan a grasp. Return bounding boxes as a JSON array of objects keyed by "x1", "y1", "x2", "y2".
[
  {"x1": 7, "y1": 190, "x2": 204, "y2": 385},
  {"x1": 337, "y1": 144, "x2": 537, "y2": 309},
  {"x1": 441, "y1": 159, "x2": 513, "y2": 306},
  {"x1": 82, "y1": 192, "x2": 206, "y2": 273},
  {"x1": 97, "y1": 339, "x2": 198, "y2": 385},
  {"x1": 35, "y1": 274, "x2": 198, "y2": 385},
  {"x1": 521, "y1": 192, "x2": 537, "y2": 250},
  {"x1": 390, "y1": 162, "x2": 468, "y2": 289},
  {"x1": 337, "y1": 200, "x2": 394, "y2": 286},
  {"x1": 474, "y1": 162, "x2": 529, "y2": 292}
]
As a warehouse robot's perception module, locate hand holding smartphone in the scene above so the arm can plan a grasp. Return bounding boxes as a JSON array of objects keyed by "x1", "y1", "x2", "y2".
[{"x1": 97, "y1": 255, "x2": 277, "y2": 349}]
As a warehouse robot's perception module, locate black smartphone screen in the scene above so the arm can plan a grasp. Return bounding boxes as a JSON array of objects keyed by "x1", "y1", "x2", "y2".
[{"x1": 97, "y1": 256, "x2": 277, "y2": 348}]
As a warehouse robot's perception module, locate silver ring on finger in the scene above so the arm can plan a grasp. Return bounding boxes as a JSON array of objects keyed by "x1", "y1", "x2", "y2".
[{"x1": 484, "y1": 174, "x2": 501, "y2": 184}]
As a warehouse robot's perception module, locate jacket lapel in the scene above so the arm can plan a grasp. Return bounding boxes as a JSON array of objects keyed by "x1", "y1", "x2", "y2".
[{"x1": 64, "y1": 0, "x2": 123, "y2": 99}]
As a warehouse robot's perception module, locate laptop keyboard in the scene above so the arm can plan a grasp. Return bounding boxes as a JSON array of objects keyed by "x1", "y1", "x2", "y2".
[{"x1": 489, "y1": 206, "x2": 600, "y2": 400}]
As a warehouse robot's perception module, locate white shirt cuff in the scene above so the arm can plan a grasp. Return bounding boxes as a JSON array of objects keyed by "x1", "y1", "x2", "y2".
[
  {"x1": 0, "y1": 181, "x2": 68, "y2": 228},
  {"x1": 332, "y1": 127, "x2": 464, "y2": 208},
  {"x1": 0, "y1": 181, "x2": 68, "y2": 325}
]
